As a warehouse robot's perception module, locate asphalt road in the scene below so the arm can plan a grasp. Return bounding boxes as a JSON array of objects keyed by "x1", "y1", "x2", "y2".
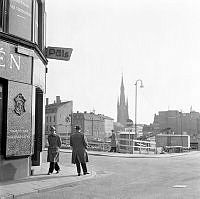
[{"x1": 19, "y1": 151, "x2": 200, "y2": 199}]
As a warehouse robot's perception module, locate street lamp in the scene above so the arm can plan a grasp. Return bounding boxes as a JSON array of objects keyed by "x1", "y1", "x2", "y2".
[{"x1": 134, "y1": 79, "x2": 144, "y2": 139}]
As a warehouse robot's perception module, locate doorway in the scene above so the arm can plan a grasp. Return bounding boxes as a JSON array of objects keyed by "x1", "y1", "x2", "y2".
[{"x1": 32, "y1": 88, "x2": 43, "y2": 166}]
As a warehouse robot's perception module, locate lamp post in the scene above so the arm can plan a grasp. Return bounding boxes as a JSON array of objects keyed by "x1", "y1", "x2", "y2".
[{"x1": 134, "y1": 79, "x2": 144, "y2": 139}]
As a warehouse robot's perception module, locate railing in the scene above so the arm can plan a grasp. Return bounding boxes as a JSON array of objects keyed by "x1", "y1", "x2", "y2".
[
  {"x1": 118, "y1": 138, "x2": 157, "y2": 154},
  {"x1": 86, "y1": 139, "x2": 157, "y2": 154},
  {"x1": 87, "y1": 142, "x2": 110, "y2": 152}
]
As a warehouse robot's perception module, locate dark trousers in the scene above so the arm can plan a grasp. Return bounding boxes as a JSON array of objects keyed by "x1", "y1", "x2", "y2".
[
  {"x1": 110, "y1": 147, "x2": 116, "y2": 152},
  {"x1": 75, "y1": 157, "x2": 87, "y2": 174},
  {"x1": 48, "y1": 162, "x2": 60, "y2": 173}
]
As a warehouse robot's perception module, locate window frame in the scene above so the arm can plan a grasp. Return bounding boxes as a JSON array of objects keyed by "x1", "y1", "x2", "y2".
[{"x1": 0, "y1": 0, "x2": 45, "y2": 52}]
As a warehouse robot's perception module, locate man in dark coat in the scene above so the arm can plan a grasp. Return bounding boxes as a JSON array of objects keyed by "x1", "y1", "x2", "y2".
[
  {"x1": 109, "y1": 130, "x2": 117, "y2": 152},
  {"x1": 47, "y1": 126, "x2": 61, "y2": 175},
  {"x1": 70, "y1": 125, "x2": 89, "y2": 176}
]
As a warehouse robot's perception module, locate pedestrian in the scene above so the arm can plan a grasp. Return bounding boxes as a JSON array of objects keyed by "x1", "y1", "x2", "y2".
[
  {"x1": 47, "y1": 126, "x2": 61, "y2": 175},
  {"x1": 109, "y1": 130, "x2": 117, "y2": 152},
  {"x1": 70, "y1": 125, "x2": 89, "y2": 176}
]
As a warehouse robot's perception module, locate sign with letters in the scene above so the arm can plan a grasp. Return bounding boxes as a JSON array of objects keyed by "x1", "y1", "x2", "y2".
[{"x1": 46, "y1": 46, "x2": 73, "y2": 61}]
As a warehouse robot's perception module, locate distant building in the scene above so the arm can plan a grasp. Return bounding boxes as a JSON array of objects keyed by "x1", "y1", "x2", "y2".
[
  {"x1": 117, "y1": 75, "x2": 129, "y2": 127},
  {"x1": 152, "y1": 110, "x2": 200, "y2": 149},
  {"x1": 72, "y1": 112, "x2": 104, "y2": 140},
  {"x1": 103, "y1": 115, "x2": 114, "y2": 139},
  {"x1": 72, "y1": 112, "x2": 114, "y2": 140},
  {"x1": 45, "y1": 96, "x2": 73, "y2": 145}
]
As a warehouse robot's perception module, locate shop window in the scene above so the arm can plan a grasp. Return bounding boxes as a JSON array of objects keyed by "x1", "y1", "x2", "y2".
[
  {"x1": 1, "y1": 0, "x2": 45, "y2": 52},
  {"x1": 8, "y1": 0, "x2": 33, "y2": 41}
]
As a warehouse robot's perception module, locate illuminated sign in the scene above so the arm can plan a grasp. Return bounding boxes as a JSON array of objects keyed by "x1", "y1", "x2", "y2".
[{"x1": 46, "y1": 46, "x2": 73, "y2": 61}]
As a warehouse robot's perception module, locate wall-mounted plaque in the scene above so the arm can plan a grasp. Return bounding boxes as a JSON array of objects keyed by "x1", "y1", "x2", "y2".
[{"x1": 6, "y1": 81, "x2": 33, "y2": 157}]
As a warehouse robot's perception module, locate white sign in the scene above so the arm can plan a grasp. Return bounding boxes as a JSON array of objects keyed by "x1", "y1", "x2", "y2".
[{"x1": 46, "y1": 46, "x2": 73, "y2": 61}]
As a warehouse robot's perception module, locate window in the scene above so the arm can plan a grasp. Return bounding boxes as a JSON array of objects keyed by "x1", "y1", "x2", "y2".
[
  {"x1": 1, "y1": 0, "x2": 45, "y2": 52},
  {"x1": 34, "y1": 0, "x2": 38, "y2": 44},
  {"x1": 0, "y1": 0, "x2": 3, "y2": 31},
  {"x1": 8, "y1": 0, "x2": 33, "y2": 41}
]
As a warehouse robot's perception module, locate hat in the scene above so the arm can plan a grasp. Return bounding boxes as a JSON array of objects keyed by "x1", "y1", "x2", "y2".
[
  {"x1": 75, "y1": 126, "x2": 81, "y2": 131},
  {"x1": 50, "y1": 126, "x2": 56, "y2": 131}
]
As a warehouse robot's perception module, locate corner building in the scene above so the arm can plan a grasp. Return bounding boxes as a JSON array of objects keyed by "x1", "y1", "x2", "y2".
[{"x1": 0, "y1": 0, "x2": 47, "y2": 181}]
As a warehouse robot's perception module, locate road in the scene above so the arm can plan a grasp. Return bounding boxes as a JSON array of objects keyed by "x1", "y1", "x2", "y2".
[{"x1": 20, "y1": 151, "x2": 200, "y2": 199}]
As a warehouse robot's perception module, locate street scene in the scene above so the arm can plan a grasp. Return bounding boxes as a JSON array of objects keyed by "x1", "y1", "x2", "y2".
[
  {"x1": 16, "y1": 150, "x2": 200, "y2": 199},
  {"x1": 1, "y1": 0, "x2": 200, "y2": 198}
]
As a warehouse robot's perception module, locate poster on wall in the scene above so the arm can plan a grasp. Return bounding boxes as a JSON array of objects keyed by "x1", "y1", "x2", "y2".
[{"x1": 8, "y1": 0, "x2": 32, "y2": 41}]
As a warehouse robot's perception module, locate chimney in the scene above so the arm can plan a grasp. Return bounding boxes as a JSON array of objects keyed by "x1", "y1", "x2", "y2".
[
  {"x1": 46, "y1": 98, "x2": 49, "y2": 106},
  {"x1": 56, "y1": 96, "x2": 61, "y2": 104}
]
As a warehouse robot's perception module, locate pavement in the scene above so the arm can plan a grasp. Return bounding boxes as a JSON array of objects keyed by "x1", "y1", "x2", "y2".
[{"x1": 0, "y1": 150, "x2": 198, "y2": 199}]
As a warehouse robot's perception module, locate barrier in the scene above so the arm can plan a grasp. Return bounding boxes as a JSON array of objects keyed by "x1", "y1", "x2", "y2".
[{"x1": 118, "y1": 138, "x2": 157, "y2": 154}]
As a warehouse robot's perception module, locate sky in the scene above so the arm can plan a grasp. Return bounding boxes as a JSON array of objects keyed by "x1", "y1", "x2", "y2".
[{"x1": 45, "y1": 0, "x2": 200, "y2": 125}]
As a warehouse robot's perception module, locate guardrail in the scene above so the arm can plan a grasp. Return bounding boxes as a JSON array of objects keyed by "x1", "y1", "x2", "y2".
[
  {"x1": 118, "y1": 138, "x2": 156, "y2": 154},
  {"x1": 86, "y1": 139, "x2": 157, "y2": 154}
]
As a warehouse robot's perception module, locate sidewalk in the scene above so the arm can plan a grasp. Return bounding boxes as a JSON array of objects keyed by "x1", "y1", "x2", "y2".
[
  {"x1": 0, "y1": 163, "x2": 96, "y2": 199},
  {"x1": 0, "y1": 150, "x2": 199, "y2": 199}
]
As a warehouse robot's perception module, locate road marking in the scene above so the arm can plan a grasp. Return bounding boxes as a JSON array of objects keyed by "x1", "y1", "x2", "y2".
[{"x1": 172, "y1": 185, "x2": 187, "y2": 188}]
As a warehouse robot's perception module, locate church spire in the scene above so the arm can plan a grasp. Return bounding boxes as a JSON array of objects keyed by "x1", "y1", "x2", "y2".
[
  {"x1": 117, "y1": 74, "x2": 129, "y2": 126},
  {"x1": 120, "y1": 74, "x2": 125, "y2": 106}
]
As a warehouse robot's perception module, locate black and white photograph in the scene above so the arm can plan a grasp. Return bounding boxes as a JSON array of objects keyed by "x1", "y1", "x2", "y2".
[{"x1": 0, "y1": 0, "x2": 200, "y2": 198}]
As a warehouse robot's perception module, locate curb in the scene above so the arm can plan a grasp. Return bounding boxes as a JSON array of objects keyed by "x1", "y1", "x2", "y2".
[
  {"x1": 0, "y1": 168, "x2": 96, "y2": 199},
  {"x1": 58, "y1": 149, "x2": 199, "y2": 158}
]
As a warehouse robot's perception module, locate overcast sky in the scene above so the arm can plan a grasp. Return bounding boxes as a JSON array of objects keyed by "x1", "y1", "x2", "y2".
[{"x1": 45, "y1": 0, "x2": 200, "y2": 124}]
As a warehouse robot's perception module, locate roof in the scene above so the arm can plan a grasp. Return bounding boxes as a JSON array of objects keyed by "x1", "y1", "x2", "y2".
[{"x1": 46, "y1": 101, "x2": 72, "y2": 114}]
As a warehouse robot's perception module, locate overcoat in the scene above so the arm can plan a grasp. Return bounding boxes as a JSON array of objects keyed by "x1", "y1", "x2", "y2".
[
  {"x1": 47, "y1": 133, "x2": 61, "y2": 162},
  {"x1": 70, "y1": 132, "x2": 88, "y2": 164},
  {"x1": 109, "y1": 133, "x2": 117, "y2": 147}
]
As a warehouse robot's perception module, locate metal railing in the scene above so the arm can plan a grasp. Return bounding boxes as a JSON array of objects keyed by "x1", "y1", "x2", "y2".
[
  {"x1": 118, "y1": 138, "x2": 156, "y2": 154},
  {"x1": 86, "y1": 138, "x2": 157, "y2": 154}
]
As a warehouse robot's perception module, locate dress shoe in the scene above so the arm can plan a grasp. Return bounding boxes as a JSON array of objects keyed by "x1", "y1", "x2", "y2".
[
  {"x1": 78, "y1": 173, "x2": 81, "y2": 176},
  {"x1": 83, "y1": 172, "x2": 90, "y2": 175},
  {"x1": 47, "y1": 172, "x2": 52, "y2": 175},
  {"x1": 56, "y1": 169, "x2": 61, "y2": 174}
]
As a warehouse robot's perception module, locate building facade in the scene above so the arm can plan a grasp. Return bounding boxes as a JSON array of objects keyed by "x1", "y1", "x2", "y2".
[
  {"x1": 103, "y1": 115, "x2": 114, "y2": 140},
  {"x1": 152, "y1": 110, "x2": 200, "y2": 149},
  {"x1": 72, "y1": 112, "x2": 113, "y2": 140},
  {"x1": 45, "y1": 96, "x2": 73, "y2": 146},
  {"x1": 117, "y1": 75, "x2": 129, "y2": 127},
  {"x1": 0, "y1": 0, "x2": 47, "y2": 181}
]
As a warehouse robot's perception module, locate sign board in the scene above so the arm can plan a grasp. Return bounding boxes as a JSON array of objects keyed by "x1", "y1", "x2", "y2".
[{"x1": 46, "y1": 46, "x2": 73, "y2": 61}]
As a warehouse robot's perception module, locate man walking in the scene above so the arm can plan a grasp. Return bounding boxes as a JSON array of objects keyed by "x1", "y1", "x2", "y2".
[
  {"x1": 109, "y1": 130, "x2": 117, "y2": 152},
  {"x1": 47, "y1": 126, "x2": 61, "y2": 175},
  {"x1": 70, "y1": 126, "x2": 89, "y2": 176}
]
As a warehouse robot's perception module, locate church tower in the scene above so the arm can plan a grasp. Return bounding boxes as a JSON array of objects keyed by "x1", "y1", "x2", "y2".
[{"x1": 117, "y1": 75, "x2": 129, "y2": 126}]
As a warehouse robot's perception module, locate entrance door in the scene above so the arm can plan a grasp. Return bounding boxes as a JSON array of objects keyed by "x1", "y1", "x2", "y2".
[{"x1": 32, "y1": 88, "x2": 43, "y2": 166}]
